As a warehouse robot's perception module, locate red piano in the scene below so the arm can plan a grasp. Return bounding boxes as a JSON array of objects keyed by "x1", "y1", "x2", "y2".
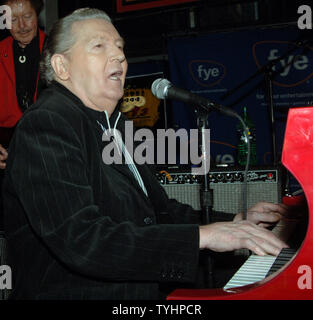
[{"x1": 167, "y1": 107, "x2": 313, "y2": 300}]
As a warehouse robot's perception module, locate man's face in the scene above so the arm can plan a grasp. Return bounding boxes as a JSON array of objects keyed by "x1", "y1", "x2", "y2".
[
  {"x1": 64, "y1": 19, "x2": 128, "y2": 114},
  {"x1": 8, "y1": 0, "x2": 38, "y2": 48}
]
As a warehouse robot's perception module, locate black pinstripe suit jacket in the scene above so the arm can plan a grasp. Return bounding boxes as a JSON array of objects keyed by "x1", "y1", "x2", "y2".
[{"x1": 2, "y1": 82, "x2": 207, "y2": 300}]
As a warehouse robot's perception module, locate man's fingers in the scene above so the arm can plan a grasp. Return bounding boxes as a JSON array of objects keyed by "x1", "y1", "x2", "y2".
[
  {"x1": 249, "y1": 237, "x2": 283, "y2": 256},
  {"x1": 243, "y1": 238, "x2": 270, "y2": 256},
  {"x1": 263, "y1": 202, "x2": 289, "y2": 215},
  {"x1": 0, "y1": 145, "x2": 8, "y2": 169},
  {"x1": 0, "y1": 145, "x2": 8, "y2": 158},
  {"x1": 239, "y1": 234, "x2": 283, "y2": 256},
  {"x1": 200, "y1": 221, "x2": 288, "y2": 255},
  {"x1": 248, "y1": 211, "x2": 281, "y2": 224},
  {"x1": 258, "y1": 222, "x2": 276, "y2": 228},
  {"x1": 243, "y1": 221, "x2": 287, "y2": 246},
  {"x1": 238, "y1": 221, "x2": 288, "y2": 255},
  {"x1": 250, "y1": 202, "x2": 289, "y2": 216},
  {"x1": 0, "y1": 154, "x2": 8, "y2": 161}
]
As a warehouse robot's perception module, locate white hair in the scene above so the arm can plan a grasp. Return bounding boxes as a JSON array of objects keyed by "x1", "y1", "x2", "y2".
[{"x1": 40, "y1": 8, "x2": 112, "y2": 85}]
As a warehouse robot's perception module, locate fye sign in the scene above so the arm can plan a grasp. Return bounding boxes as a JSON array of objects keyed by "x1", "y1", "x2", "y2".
[
  {"x1": 168, "y1": 26, "x2": 313, "y2": 166},
  {"x1": 253, "y1": 41, "x2": 313, "y2": 87},
  {"x1": 0, "y1": 5, "x2": 11, "y2": 29},
  {"x1": 189, "y1": 60, "x2": 226, "y2": 87}
]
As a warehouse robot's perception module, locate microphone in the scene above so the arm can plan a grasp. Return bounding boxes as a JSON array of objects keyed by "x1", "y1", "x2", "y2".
[
  {"x1": 151, "y1": 78, "x2": 251, "y2": 220},
  {"x1": 151, "y1": 78, "x2": 237, "y2": 118}
]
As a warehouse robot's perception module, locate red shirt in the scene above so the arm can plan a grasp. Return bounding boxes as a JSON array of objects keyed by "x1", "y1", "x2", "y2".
[{"x1": 0, "y1": 29, "x2": 46, "y2": 128}]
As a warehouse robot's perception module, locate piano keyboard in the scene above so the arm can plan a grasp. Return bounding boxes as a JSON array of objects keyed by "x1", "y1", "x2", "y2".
[
  {"x1": 224, "y1": 248, "x2": 296, "y2": 290},
  {"x1": 266, "y1": 248, "x2": 296, "y2": 277}
]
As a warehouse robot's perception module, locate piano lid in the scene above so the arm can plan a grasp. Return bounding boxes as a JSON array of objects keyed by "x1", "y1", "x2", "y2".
[{"x1": 167, "y1": 107, "x2": 313, "y2": 300}]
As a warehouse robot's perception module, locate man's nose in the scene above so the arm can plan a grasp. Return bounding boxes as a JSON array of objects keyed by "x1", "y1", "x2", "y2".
[
  {"x1": 18, "y1": 17, "x2": 26, "y2": 29},
  {"x1": 111, "y1": 54, "x2": 126, "y2": 64},
  {"x1": 110, "y1": 47, "x2": 126, "y2": 63}
]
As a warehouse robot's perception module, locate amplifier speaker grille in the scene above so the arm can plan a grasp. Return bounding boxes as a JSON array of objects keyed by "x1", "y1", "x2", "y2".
[
  {"x1": 157, "y1": 167, "x2": 282, "y2": 214},
  {"x1": 163, "y1": 184, "x2": 202, "y2": 211}
]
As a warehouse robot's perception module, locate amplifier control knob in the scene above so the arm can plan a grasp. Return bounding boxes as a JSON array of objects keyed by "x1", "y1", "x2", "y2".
[{"x1": 234, "y1": 173, "x2": 241, "y2": 181}]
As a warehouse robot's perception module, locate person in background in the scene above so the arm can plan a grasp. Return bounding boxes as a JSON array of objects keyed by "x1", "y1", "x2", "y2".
[
  {"x1": 0, "y1": 0, "x2": 45, "y2": 230},
  {"x1": 2, "y1": 8, "x2": 289, "y2": 300},
  {"x1": 0, "y1": 0, "x2": 45, "y2": 169}
]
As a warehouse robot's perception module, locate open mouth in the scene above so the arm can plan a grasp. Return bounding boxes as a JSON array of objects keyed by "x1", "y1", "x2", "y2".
[{"x1": 109, "y1": 71, "x2": 123, "y2": 81}]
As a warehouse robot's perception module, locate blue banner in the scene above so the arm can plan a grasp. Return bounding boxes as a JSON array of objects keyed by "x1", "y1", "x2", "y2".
[{"x1": 168, "y1": 25, "x2": 313, "y2": 166}]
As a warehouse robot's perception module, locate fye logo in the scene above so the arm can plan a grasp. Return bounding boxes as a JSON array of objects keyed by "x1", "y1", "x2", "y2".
[
  {"x1": 253, "y1": 41, "x2": 313, "y2": 87},
  {"x1": 189, "y1": 60, "x2": 226, "y2": 87}
]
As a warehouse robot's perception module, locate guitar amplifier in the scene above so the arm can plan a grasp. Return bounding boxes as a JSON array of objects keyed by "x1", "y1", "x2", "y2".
[{"x1": 155, "y1": 166, "x2": 282, "y2": 214}]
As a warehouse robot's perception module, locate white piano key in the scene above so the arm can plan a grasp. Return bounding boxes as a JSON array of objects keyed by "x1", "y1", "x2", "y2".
[{"x1": 224, "y1": 255, "x2": 276, "y2": 290}]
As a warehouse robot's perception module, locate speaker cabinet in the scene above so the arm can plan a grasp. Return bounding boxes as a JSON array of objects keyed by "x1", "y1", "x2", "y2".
[{"x1": 156, "y1": 166, "x2": 282, "y2": 214}]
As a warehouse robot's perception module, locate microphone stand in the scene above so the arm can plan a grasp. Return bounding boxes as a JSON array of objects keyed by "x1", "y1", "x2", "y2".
[
  {"x1": 195, "y1": 108, "x2": 214, "y2": 288},
  {"x1": 220, "y1": 39, "x2": 311, "y2": 165},
  {"x1": 194, "y1": 104, "x2": 251, "y2": 288},
  {"x1": 264, "y1": 65, "x2": 277, "y2": 165}
]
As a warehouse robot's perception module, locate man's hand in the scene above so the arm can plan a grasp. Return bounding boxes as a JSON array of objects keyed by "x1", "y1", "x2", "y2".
[
  {"x1": 199, "y1": 220, "x2": 288, "y2": 256},
  {"x1": 233, "y1": 202, "x2": 289, "y2": 227},
  {"x1": 0, "y1": 144, "x2": 8, "y2": 170}
]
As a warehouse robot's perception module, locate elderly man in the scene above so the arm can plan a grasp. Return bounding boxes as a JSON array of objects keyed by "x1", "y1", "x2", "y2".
[
  {"x1": 0, "y1": 0, "x2": 45, "y2": 233},
  {"x1": 2, "y1": 8, "x2": 288, "y2": 300},
  {"x1": 0, "y1": 0, "x2": 45, "y2": 169}
]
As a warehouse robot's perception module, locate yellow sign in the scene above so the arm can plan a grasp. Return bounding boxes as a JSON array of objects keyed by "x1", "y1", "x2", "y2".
[{"x1": 121, "y1": 88, "x2": 160, "y2": 127}]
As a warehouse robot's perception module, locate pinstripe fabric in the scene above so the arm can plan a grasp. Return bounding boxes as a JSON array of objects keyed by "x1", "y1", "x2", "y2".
[
  {"x1": 96, "y1": 112, "x2": 148, "y2": 197},
  {"x1": 2, "y1": 82, "x2": 203, "y2": 300}
]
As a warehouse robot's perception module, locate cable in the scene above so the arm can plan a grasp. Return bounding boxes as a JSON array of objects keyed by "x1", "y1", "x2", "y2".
[{"x1": 236, "y1": 115, "x2": 251, "y2": 220}]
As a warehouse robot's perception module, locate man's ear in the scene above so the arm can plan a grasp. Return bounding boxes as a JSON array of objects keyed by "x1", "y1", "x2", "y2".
[{"x1": 51, "y1": 54, "x2": 70, "y2": 81}]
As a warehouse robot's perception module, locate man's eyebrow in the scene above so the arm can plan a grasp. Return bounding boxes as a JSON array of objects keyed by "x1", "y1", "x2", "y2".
[
  {"x1": 88, "y1": 36, "x2": 125, "y2": 46},
  {"x1": 117, "y1": 37, "x2": 125, "y2": 46}
]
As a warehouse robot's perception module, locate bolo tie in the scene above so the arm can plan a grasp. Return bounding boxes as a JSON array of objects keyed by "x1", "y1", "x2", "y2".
[
  {"x1": 19, "y1": 55, "x2": 26, "y2": 63},
  {"x1": 17, "y1": 48, "x2": 30, "y2": 110},
  {"x1": 19, "y1": 49, "x2": 26, "y2": 64}
]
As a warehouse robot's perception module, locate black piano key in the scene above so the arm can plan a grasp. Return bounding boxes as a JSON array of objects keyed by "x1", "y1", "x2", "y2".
[{"x1": 266, "y1": 248, "x2": 296, "y2": 277}]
